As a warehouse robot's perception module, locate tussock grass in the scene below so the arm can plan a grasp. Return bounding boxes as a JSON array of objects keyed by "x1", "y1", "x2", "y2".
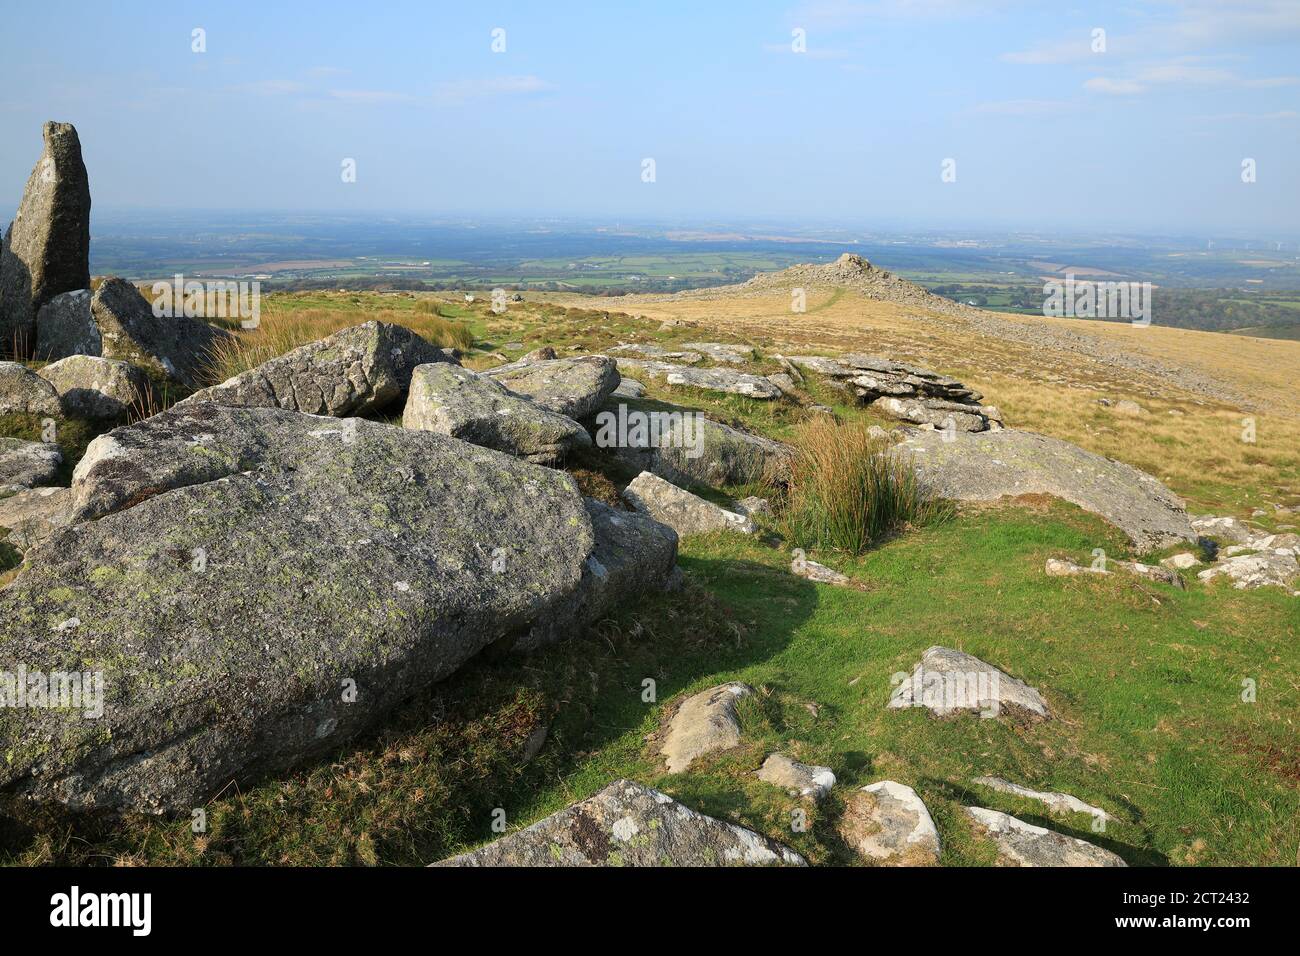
[{"x1": 781, "y1": 417, "x2": 950, "y2": 554}]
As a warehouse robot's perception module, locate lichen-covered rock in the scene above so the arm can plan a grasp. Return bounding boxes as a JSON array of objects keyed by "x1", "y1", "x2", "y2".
[
  {"x1": 621, "y1": 471, "x2": 753, "y2": 537},
  {"x1": 608, "y1": 343, "x2": 703, "y2": 364},
  {"x1": 609, "y1": 358, "x2": 780, "y2": 400},
  {"x1": 1189, "y1": 514, "x2": 1252, "y2": 545},
  {"x1": 0, "y1": 437, "x2": 62, "y2": 492},
  {"x1": 964, "y1": 807, "x2": 1125, "y2": 867},
  {"x1": 486, "y1": 355, "x2": 620, "y2": 420},
  {"x1": 1197, "y1": 551, "x2": 1299, "y2": 590},
  {"x1": 436, "y1": 780, "x2": 805, "y2": 867},
  {"x1": 611, "y1": 377, "x2": 646, "y2": 399},
  {"x1": 0, "y1": 361, "x2": 61, "y2": 416},
  {"x1": 661, "y1": 682, "x2": 753, "y2": 773},
  {"x1": 838, "y1": 781, "x2": 941, "y2": 866},
  {"x1": 38, "y1": 355, "x2": 148, "y2": 421},
  {"x1": 0, "y1": 485, "x2": 73, "y2": 552},
  {"x1": 0, "y1": 122, "x2": 91, "y2": 356},
  {"x1": 889, "y1": 645, "x2": 1050, "y2": 719},
  {"x1": 899, "y1": 428, "x2": 1195, "y2": 551},
  {"x1": 181, "y1": 320, "x2": 443, "y2": 414},
  {"x1": 90, "y1": 277, "x2": 231, "y2": 389},
  {"x1": 402, "y1": 362, "x2": 590, "y2": 465},
  {"x1": 971, "y1": 776, "x2": 1114, "y2": 823},
  {"x1": 791, "y1": 552, "x2": 852, "y2": 586},
  {"x1": 756, "y1": 753, "x2": 836, "y2": 800},
  {"x1": 0, "y1": 406, "x2": 679, "y2": 815},
  {"x1": 681, "y1": 342, "x2": 754, "y2": 364},
  {"x1": 518, "y1": 346, "x2": 557, "y2": 363},
  {"x1": 872, "y1": 396, "x2": 990, "y2": 432},
  {"x1": 35, "y1": 289, "x2": 99, "y2": 361}
]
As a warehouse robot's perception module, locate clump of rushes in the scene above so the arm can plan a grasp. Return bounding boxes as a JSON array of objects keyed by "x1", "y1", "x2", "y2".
[
  {"x1": 201, "y1": 304, "x2": 476, "y2": 385},
  {"x1": 781, "y1": 416, "x2": 950, "y2": 554}
]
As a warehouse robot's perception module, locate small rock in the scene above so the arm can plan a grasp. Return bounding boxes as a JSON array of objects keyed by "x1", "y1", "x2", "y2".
[
  {"x1": 734, "y1": 496, "x2": 770, "y2": 517},
  {"x1": 756, "y1": 753, "x2": 836, "y2": 800},
  {"x1": 889, "y1": 645, "x2": 1050, "y2": 719},
  {"x1": 621, "y1": 471, "x2": 754, "y2": 537},
  {"x1": 661, "y1": 682, "x2": 753, "y2": 773},
  {"x1": 518, "y1": 346, "x2": 557, "y2": 363},
  {"x1": 972, "y1": 776, "x2": 1114, "y2": 823},
  {"x1": 486, "y1": 355, "x2": 620, "y2": 420},
  {"x1": 964, "y1": 807, "x2": 1125, "y2": 867},
  {"x1": 1113, "y1": 399, "x2": 1147, "y2": 416},
  {"x1": 611, "y1": 377, "x2": 645, "y2": 399},
  {"x1": 766, "y1": 372, "x2": 798, "y2": 395},
  {"x1": 1045, "y1": 557, "x2": 1105, "y2": 577},
  {"x1": 1189, "y1": 515, "x2": 1252, "y2": 545},
  {"x1": 0, "y1": 437, "x2": 62, "y2": 492},
  {"x1": 838, "y1": 781, "x2": 941, "y2": 866},
  {"x1": 1161, "y1": 552, "x2": 1201, "y2": 570},
  {"x1": 792, "y1": 554, "x2": 851, "y2": 586},
  {"x1": 0, "y1": 362, "x2": 62, "y2": 417}
]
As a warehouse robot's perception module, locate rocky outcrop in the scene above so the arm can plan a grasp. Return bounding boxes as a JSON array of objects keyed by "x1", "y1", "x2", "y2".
[
  {"x1": 1045, "y1": 556, "x2": 1184, "y2": 589},
  {"x1": 0, "y1": 437, "x2": 62, "y2": 492},
  {"x1": 38, "y1": 355, "x2": 148, "y2": 421},
  {"x1": 609, "y1": 343, "x2": 702, "y2": 364},
  {"x1": 661, "y1": 682, "x2": 753, "y2": 773},
  {"x1": 621, "y1": 471, "x2": 754, "y2": 537},
  {"x1": 838, "y1": 781, "x2": 941, "y2": 866},
  {"x1": 964, "y1": 807, "x2": 1125, "y2": 867},
  {"x1": 0, "y1": 406, "x2": 680, "y2": 815},
  {"x1": 436, "y1": 780, "x2": 805, "y2": 867},
  {"x1": 181, "y1": 320, "x2": 443, "y2": 414},
  {"x1": 402, "y1": 362, "x2": 590, "y2": 465},
  {"x1": 756, "y1": 753, "x2": 836, "y2": 800},
  {"x1": 1198, "y1": 551, "x2": 1299, "y2": 591},
  {"x1": 486, "y1": 355, "x2": 620, "y2": 420},
  {"x1": 0, "y1": 485, "x2": 73, "y2": 552},
  {"x1": 34, "y1": 289, "x2": 98, "y2": 361},
  {"x1": 0, "y1": 361, "x2": 61, "y2": 416},
  {"x1": 889, "y1": 646, "x2": 1050, "y2": 719},
  {"x1": 682, "y1": 342, "x2": 754, "y2": 364},
  {"x1": 0, "y1": 122, "x2": 91, "y2": 357},
  {"x1": 608, "y1": 358, "x2": 781, "y2": 400},
  {"x1": 899, "y1": 428, "x2": 1196, "y2": 551},
  {"x1": 1189, "y1": 514, "x2": 1252, "y2": 545},
  {"x1": 90, "y1": 278, "x2": 232, "y2": 389}
]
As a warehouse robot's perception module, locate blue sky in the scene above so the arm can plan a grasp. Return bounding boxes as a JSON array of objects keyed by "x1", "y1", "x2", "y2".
[{"x1": 1, "y1": 0, "x2": 1297, "y2": 235}]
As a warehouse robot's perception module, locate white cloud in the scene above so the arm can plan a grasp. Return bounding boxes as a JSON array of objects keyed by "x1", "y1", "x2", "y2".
[{"x1": 431, "y1": 75, "x2": 554, "y2": 105}]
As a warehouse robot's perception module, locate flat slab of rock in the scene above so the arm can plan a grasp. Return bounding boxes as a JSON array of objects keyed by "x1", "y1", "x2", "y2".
[
  {"x1": 872, "y1": 396, "x2": 995, "y2": 432},
  {"x1": 899, "y1": 428, "x2": 1195, "y2": 551},
  {"x1": 486, "y1": 355, "x2": 620, "y2": 420},
  {"x1": 0, "y1": 122, "x2": 91, "y2": 355},
  {"x1": 661, "y1": 682, "x2": 753, "y2": 773},
  {"x1": 91, "y1": 278, "x2": 232, "y2": 389},
  {"x1": 609, "y1": 343, "x2": 702, "y2": 364},
  {"x1": 182, "y1": 320, "x2": 443, "y2": 415},
  {"x1": 0, "y1": 485, "x2": 73, "y2": 551},
  {"x1": 0, "y1": 437, "x2": 62, "y2": 492},
  {"x1": 621, "y1": 471, "x2": 754, "y2": 537},
  {"x1": 437, "y1": 779, "x2": 805, "y2": 867},
  {"x1": 0, "y1": 361, "x2": 61, "y2": 416},
  {"x1": 35, "y1": 289, "x2": 99, "y2": 361},
  {"x1": 681, "y1": 342, "x2": 754, "y2": 364},
  {"x1": 890, "y1": 646, "x2": 1050, "y2": 719},
  {"x1": 403, "y1": 362, "x2": 590, "y2": 465},
  {"x1": 965, "y1": 807, "x2": 1125, "y2": 867},
  {"x1": 792, "y1": 553, "x2": 852, "y2": 586},
  {"x1": 838, "y1": 781, "x2": 941, "y2": 865},
  {"x1": 609, "y1": 358, "x2": 781, "y2": 400},
  {"x1": 972, "y1": 777, "x2": 1114, "y2": 822},
  {"x1": 756, "y1": 753, "x2": 836, "y2": 800},
  {"x1": 38, "y1": 355, "x2": 148, "y2": 421},
  {"x1": 1198, "y1": 551, "x2": 1299, "y2": 590},
  {"x1": 0, "y1": 406, "x2": 679, "y2": 814}
]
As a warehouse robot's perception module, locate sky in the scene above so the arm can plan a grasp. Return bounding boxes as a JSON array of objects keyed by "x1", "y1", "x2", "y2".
[{"x1": 1, "y1": 0, "x2": 1298, "y2": 236}]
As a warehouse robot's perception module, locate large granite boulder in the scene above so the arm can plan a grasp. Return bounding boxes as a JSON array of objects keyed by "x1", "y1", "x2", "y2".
[
  {"x1": 0, "y1": 361, "x2": 61, "y2": 416},
  {"x1": 964, "y1": 807, "x2": 1125, "y2": 867},
  {"x1": 90, "y1": 278, "x2": 231, "y2": 389},
  {"x1": 0, "y1": 122, "x2": 91, "y2": 357},
  {"x1": 38, "y1": 355, "x2": 148, "y2": 421},
  {"x1": 402, "y1": 362, "x2": 590, "y2": 465},
  {"x1": 0, "y1": 405, "x2": 679, "y2": 814},
  {"x1": 889, "y1": 646, "x2": 1050, "y2": 719},
  {"x1": 486, "y1": 355, "x2": 620, "y2": 420},
  {"x1": 621, "y1": 470, "x2": 754, "y2": 536},
  {"x1": 899, "y1": 428, "x2": 1195, "y2": 551},
  {"x1": 0, "y1": 437, "x2": 62, "y2": 492},
  {"x1": 437, "y1": 779, "x2": 806, "y2": 867},
  {"x1": 182, "y1": 320, "x2": 446, "y2": 415},
  {"x1": 34, "y1": 289, "x2": 99, "y2": 361}
]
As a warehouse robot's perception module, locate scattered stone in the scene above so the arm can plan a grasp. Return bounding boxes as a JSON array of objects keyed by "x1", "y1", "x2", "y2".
[
  {"x1": 1045, "y1": 557, "x2": 1106, "y2": 577},
  {"x1": 1113, "y1": 399, "x2": 1147, "y2": 416},
  {"x1": 899, "y1": 428, "x2": 1196, "y2": 551},
  {"x1": 1189, "y1": 515, "x2": 1252, "y2": 545},
  {"x1": 792, "y1": 554, "x2": 851, "y2": 586},
  {"x1": 734, "y1": 496, "x2": 770, "y2": 517},
  {"x1": 0, "y1": 485, "x2": 73, "y2": 551},
  {"x1": 0, "y1": 361, "x2": 61, "y2": 416},
  {"x1": 402, "y1": 362, "x2": 590, "y2": 465},
  {"x1": 34, "y1": 289, "x2": 99, "y2": 361},
  {"x1": 661, "y1": 682, "x2": 753, "y2": 773},
  {"x1": 518, "y1": 346, "x2": 557, "y2": 363},
  {"x1": 682, "y1": 341, "x2": 754, "y2": 364},
  {"x1": 872, "y1": 396, "x2": 992, "y2": 432},
  {"x1": 611, "y1": 377, "x2": 645, "y2": 399},
  {"x1": 608, "y1": 358, "x2": 781, "y2": 400},
  {"x1": 1, "y1": 406, "x2": 679, "y2": 814},
  {"x1": 621, "y1": 471, "x2": 754, "y2": 537},
  {"x1": 1120, "y1": 560, "x2": 1185, "y2": 589},
  {"x1": 436, "y1": 779, "x2": 805, "y2": 867},
  {"x1": 1197, "y1": 551, "x2": 1299, "y2": 590},
  {"x1": 889, "y1": 645, "x2": 1050, "y2": 719},
  {"x1": 964, "y1": 807, "x2": 1125, "y2": 867},
  {"x1": 766, "y1": 372, "x2": 798, "y2": 395},
  {"x1": 756, "y1": 753, "x2": 836, "y2": 800},
  {"x1": 972, "y1": 777, "x2": 1115, "y2": 823},
  {"x1": 0, "y1": 122, "x2": 91, "y2": 356},
  {"x1": 838, "y1": 781, "x2": 941, "y2": 866},
  {"x1": 182, "y1": 320, "x2": 443, "y2": 415},
  {"x1": 608, "y1": 343, "x2": 703, "y2": 364},
  {"x1": 0, "y1": 437, "x2": 62, "y2": 492},
  {"x1": 90, "y1": 277, "x2": 232, "y2": 389},
  {"x1": 37, "y1": 355, "x2": 148, "y2": 421},
  {"x1": 1161, "y1": 552, "x2": 1201, "y2": 570},
  {"x1": 486, "y1": 355, "x2": 620, "y2": 420}
]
